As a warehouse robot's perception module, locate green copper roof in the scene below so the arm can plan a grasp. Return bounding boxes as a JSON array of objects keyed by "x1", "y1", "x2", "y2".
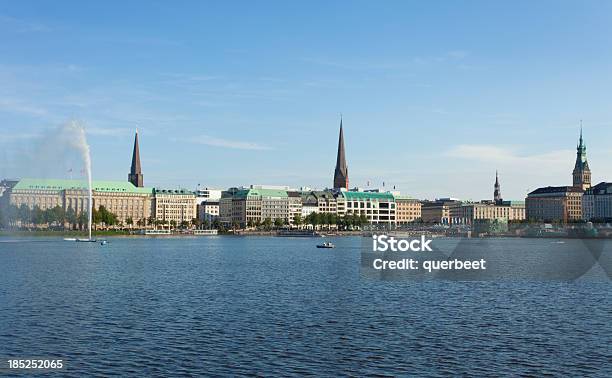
[
  {"x1": 394, "y1": 195, "x2": 417, "y2": 200},
  {"x1": 341, "y1": 191, "x2": 394, "y2": 201},
  {"x1": 13, "y1": 178, "x2": 153, "y2": 194},
  {"x1": 234, "y1": 188, "x2": 288, "y2": 199}
]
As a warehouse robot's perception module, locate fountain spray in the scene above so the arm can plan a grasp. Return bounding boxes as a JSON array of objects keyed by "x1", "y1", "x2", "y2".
[{"x1": 64, "y1": 121, "x2": 93, "y2": 240}]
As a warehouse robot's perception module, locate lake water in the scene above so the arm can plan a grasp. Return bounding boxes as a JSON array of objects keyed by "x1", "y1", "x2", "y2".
[{"x1": 0, "y1": 236, "x2": 610, "y2": 376}]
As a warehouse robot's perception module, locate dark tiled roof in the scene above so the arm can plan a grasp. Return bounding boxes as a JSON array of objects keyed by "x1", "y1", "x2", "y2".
[
  {"x1": 528, "y1": 186, "x2": 583, "y2": 195},
  {"x1": 585, "y1": 182, "x2": 612, "y2": 195}
]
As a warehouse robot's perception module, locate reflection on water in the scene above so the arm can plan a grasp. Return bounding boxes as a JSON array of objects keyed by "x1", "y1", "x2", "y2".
[{"x1": 0, "y1": 236, "x2": 610, "y2": 376}]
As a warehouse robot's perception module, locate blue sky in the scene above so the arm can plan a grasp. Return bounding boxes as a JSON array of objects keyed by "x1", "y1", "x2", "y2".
[{"x1": 1, "y1": 1, "x2": 612, "y2": 200}]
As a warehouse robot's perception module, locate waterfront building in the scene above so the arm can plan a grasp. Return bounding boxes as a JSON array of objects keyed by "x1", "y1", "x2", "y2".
[
  {"x1": 195, "y1": 187, "x2": 222, "y2": 225},
  {"x1": 421, "y1": 198, "x2": 463, "y2": 224},
  {"x1": 198, "y1": 200, "x2": 220, "y2": 224},
  {"x1": 460, "y1": 200, "x2": 525, "y2": 224},
  {"x1": 395, "y1": 196, "x2": 422, "y2": 224},
  {"x1": 287, "y1": 191, "x2": 303, "y2": 225},
  {"x1": 195, "y1": 187, "x2": 222, "y2": 202},
  {"x1": 128, "y1": 130, "x2": 144, "y2": 187},
  {"x1": 526, "y1": 186, "x2": 583, "y2": 222},
  {"x1": 525, "y1": 127, "x2": 592, "y2": 223},
  {"x1": 300, "y1": 192, "x2": 319, "y2": 218},
  {"x1": 333, "y1": 117, "x2": 349, "y2": 190},
  {"x1": 9, "y1": 178, "x2": 154, "y2": 225},
  {"x1": 582, "y1": 182, "x2": 612, "y2": 222},
  {"x1": 153, "y1": 189, "x2": 197, "y2": 225},
  {"x1": 313, "y1": 191, "x2": 337, "y2": 214},
  {"x1": 572, "y1": 127, "x2": 591, "y2": 191},
  {"x1": 220, "y1": 186, "x2": 290, "y2": 227},
  {"x1": 219, "y1": 191, "x2": 235, "y2": 226},
  {"x1": 340, "y1": 191, "x2": 396, "y2": 225}
]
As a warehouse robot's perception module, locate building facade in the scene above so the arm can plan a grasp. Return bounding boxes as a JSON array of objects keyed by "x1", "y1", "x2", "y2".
[
  {"x1": 526, "y1": 186, "x2": 583, "y2": 222},
  {"x1": 460, "y1": 200, "x2": 525, "y2": 224},
  {"x1": 9, "y1": 178, "x2": 154, "y2": 225},
  {"x1": 198, "y1": 200, "x2": 220, "y2": 224},
  {"x1": 153, "y1": 189, "x2": 197, "y2": 225},
  {"x1": 340, "y1": 191, "x2": 396, "y2": 225},
  {"x1": 220, "y1": 186, "x2": 290, "y2": 227},
  {"x1": 421, "y1": 199, "x2": 463, "y2": 224},
  {"x1": 582, "y1": 182, "x2": 612, "y2": 221},
  {"x1": 395, "y1": 196, "x2": 422, "y2": 224},
  {"x1": 287, "y1": 191, "x2": 303, "y2": 225}
]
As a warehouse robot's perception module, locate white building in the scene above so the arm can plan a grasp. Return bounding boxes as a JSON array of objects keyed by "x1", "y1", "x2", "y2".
[
  {"x1": 583, "y1": 182, "x2": 612, "y2": 221},
  {"x1": 195, "y1": 187, "x2": 222, "y2": 203},
  {"x1": 339, "y1": 191, "x2": 396, "y2": 225}
]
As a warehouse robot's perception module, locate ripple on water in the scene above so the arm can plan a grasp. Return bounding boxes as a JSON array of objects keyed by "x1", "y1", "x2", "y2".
[{"x1": 0, "y1": 237, "x2": 610, "y2": 376}]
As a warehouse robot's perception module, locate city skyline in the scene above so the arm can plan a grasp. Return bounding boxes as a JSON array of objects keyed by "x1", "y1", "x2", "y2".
[{"x1": 2, "y1": 1, "x2": 612, "y2": 199}]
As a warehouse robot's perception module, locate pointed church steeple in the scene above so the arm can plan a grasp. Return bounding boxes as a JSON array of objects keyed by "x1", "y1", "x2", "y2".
[
  {"x1": 333, "y1": 116, "x2": 349, "y2": 190},
  {"x1": 572, "y1": 122, "x2": 591, "y2": 190},
  {"x1": 128, "y1": 129, "x2": 144, "y2": 187},
  {"x1": 494, "y1": 170, "x2": 502, "y2": 204}
]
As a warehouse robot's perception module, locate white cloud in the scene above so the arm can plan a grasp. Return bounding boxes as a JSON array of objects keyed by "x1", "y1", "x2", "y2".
[
  {"x1": 0, "y1": 132, "x2": 41, "y2": 143},
  {"x1": 178, "y1": 135, "x2": 271, "y2": 150},
  {"x1": 0, "y1": 14, "x2": 51, "y2": 33},
  {"x1": 0, "y1": 98, "x2": 48, "y2": 117},
  {"x1": 446, "y1": 144, "x2": 572, "y2": 168},
  {"x1": 447, "y1": 50, "x2": 469, "y2": 59},
  {"x1": 86, "y1": 127, "x2": 132, "y2": 137}
]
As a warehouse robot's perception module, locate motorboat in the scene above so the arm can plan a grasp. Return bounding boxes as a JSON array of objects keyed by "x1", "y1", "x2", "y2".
[{"x1": 316, "y1": 242, "x2": 335, "y2": 249}]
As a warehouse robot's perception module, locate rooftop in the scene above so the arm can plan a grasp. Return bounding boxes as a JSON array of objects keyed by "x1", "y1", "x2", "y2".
[
  {"x1": 234, "y1": 188, "x2": 288, "y2": 199},
  {"x1": 528, "y1": 186, "x2": 583, "y2": 195},
  {"x1": 341, "y1": 191, "x2": 394, "y2": 201},
  {"x1": 12, "y1": 178, "x2": 153, "y2": 194},
  {"x1": 585, "y1": 182, "x2": 612, "y2": 195}
]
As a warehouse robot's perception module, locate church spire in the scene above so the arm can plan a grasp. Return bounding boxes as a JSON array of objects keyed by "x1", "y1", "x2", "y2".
[
  {"x1": 128, "y1": 129, "x2": 144, "y2": 187},
  {"x1": 494, "y1": 170, "x2": 502, "y2": 204},
  {"x1": 333, "y1": 116, "x2": 349, "y2": 190},
  {"x1": 572, "y1": 123, "x2": 591, "y2": 190}
]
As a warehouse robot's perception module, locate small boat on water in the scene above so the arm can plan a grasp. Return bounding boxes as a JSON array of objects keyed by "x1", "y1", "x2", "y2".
[
  {"x1": 100, "y1": 240, "x2": 107, "y2": 245},
  {"x1": 317, "y1": 242, "x2": 335, "y2": 249}
]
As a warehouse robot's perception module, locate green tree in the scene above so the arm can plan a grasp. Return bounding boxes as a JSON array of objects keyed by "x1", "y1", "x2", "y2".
[
  {"x1": 359, "y1": 214, "x2": 368, "y2": 228},
  {"x1": 262, "y1": 217, "x2": 273, "y2": 230},
  {"x1": 231, "y1": 219, "x2": 240, "y2": 230},
  {"x1": 293, "y1": 213, "x2": 302, "y2": 228},
  {"x1": 31, "y1": 206, "x2": 44, "y2": 226},
  {"x1": 66, "y1": 207, "x2": 77, "y2": 229},
  {"x1": 192, "y1": 218, "x2": 201, "y2": 229},
  {"x1": 77, "y1": 211, "x2": 88, "y2": 230},
  {"x1": 18, "y1": 204, "x2": 31, "y2": 227},
  {"x1": 126, "y1": 217, "x2": 134, "y2": 228},
  {"x1": 170, "y1": 220, "x2": 177, "y2": 229},
  {"x1": 274, "y1": 217, "x2": 285, "y2": 228},
  {"x1": 180, "y1": 220, "x2": 189, "y2": 229}
]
